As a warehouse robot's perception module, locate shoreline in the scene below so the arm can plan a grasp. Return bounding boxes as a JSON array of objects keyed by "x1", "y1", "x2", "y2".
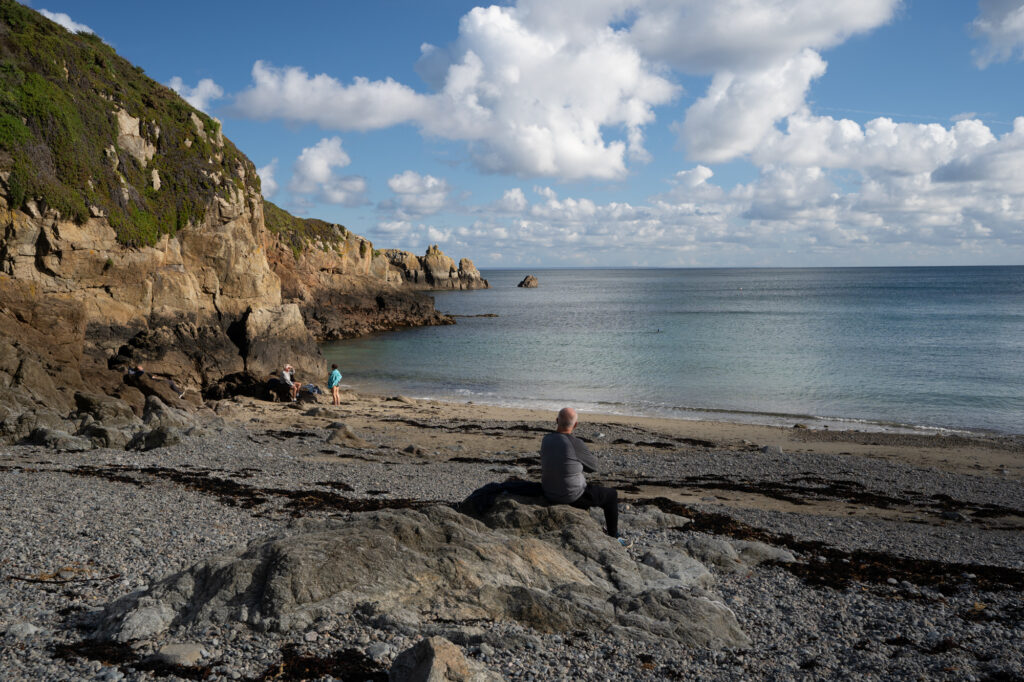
[
  {"x1": 333, "y1": 374, "x2": 1020, "y2": 441},
  {"x1": 334, "y1": 386, "x2": 1024, "y2": 481}
]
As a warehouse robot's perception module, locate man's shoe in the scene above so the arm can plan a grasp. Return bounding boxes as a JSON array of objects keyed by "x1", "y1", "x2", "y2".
[{"x1": 617, "y1": 537, "x2": 633, "y2": 548}]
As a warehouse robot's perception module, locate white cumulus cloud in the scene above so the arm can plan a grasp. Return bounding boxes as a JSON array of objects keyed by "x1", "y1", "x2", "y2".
[
  {"x1": 386, "y1": 171, "x2": 450, "y2": 216},
  {"x1": 257, "y1": 160, "x2": 278, "y2": 198},
  {"x1": 167, "y1": 77, "x2": 224, "y2": 113},
  {"x1": 627, "y1": 0, "x2": 898, "y2": 73},
  {"x1": 681, "y1": 49, "x2": 827, "y2": 163},
  {"x1": 233, "y1": 3, "x2": 678, "y2": 180},
  {"x1": 971, "y1": 0, "x2": 1024, "y2": 67},
  {"x1": 288, "y1": 137, "x2": 367, "y2": 206},
  {"x1": 38, "y1": 9, "x2": 93, "y2": 34}
]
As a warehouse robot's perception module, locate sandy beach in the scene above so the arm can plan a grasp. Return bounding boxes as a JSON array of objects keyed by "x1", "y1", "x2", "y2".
[{"x1": 1, "y1": 390, "x2": 1022, "y2": 680}]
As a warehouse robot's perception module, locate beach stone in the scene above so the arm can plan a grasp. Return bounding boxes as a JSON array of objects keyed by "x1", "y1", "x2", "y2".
[
  {"x1": 326, "y1": 424, "x2": 368, "y2": 448},
  {"x1": 96, "y1": 502, "x2": 747, "y2": 649},
  {"x1": 731, "y1": 540, "x2": 796, "y2": 565},
  {"x1": 389, "y1": 395, "x2": 417, "y2": 405},
  {"x1": 4, "y1": 622, "x2": 41, "y2": 639},
  {"x1": 389, "y1": 636, "x2": 503, "y2": 682},
  {"x1": 148, "y1": 642, "x2": 204, "y2": 667},
  {"x1": 111, "y1": 601, "x2": 176, "y2": 642},
  {"x1": 366, "y1": 642, "x2": 393, "y2": 662},
  {"x1": 304, "y1": 407, "x2": 336, "y2": 417},
  {"x1": 761, "y1": 445, "x2": 784, "y2": 456}
]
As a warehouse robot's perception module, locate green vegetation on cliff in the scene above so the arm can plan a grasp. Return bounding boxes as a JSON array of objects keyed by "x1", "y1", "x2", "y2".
[
  {"x1": 0, "y1": 0, "x2": 258, "y2": 246},
  {"x1": 263, "y1": 200, "x2": 352, "y2": 259}
]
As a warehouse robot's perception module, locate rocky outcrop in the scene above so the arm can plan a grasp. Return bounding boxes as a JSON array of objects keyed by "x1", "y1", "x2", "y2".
[
  {"x1": 97, "y1": 501, "x2": 748, "y2": 650},
  {"x1": 517, "y1": 275, "x2": 538, "y2": 288},
  {"x1": 264, "y1": 221, "x2": 455, "y2": 341},
  {"x1": 381, "y1": 245, "x2": 489, "y2": 291}
]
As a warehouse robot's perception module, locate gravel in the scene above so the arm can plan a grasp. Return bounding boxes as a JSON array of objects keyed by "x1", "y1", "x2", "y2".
[{"x1": 1, "y1": 413, "x2": 1021, "y2": 681}]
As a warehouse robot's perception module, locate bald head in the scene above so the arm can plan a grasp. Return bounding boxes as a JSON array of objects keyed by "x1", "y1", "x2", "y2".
[{"x1": 555, "y1": 407, "x2": 577, "y2": 433}]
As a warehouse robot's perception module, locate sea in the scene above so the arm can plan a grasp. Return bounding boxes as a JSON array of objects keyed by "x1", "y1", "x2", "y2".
[{"x1": 321, "y1": 266, "x2": 1024, "y2": 436}]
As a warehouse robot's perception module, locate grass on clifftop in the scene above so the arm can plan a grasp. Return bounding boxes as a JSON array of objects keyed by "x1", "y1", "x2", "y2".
[
  {"x1": 263, "y1": 200, "x2": 354, "y2": 259},
  {"x1": 0, "y1": 0, "x2": 258, "y2": 246}
]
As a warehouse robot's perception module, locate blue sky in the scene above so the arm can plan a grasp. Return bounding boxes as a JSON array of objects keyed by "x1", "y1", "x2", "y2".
[{"x1": 28, "y1": 1, "x2": 1024, "y2": 268}]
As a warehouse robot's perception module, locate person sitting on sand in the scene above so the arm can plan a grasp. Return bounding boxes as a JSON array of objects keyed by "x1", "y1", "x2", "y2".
[
  {"x1": 282, "y1": 364, "x2": 299, "y2": 402},
  {"x1": 327, "y1": 364, "x2": 343, "y2": 405},
  {"x1": 540, "y1": 407, "x2": 630, "y2": 547}
]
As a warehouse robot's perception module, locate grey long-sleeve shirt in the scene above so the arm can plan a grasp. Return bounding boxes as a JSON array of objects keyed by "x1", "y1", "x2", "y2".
[{"x1": 540, "y1": 432, "x2": 598, "y2": 503}]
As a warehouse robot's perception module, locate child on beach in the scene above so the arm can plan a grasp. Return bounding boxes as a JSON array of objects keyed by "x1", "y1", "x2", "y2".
[{"x1": 328, "y1": 364, "x2": 343, "y2": 405}]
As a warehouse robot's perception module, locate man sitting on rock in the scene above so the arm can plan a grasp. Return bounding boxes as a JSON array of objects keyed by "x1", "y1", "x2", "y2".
[
  {"x1": 541, "y1": 407, "x2": 630, "y2": 547},
  {"x1": 127, "y1": 365, "x2": 185, "y2": 400},
  {"x1": 282, "y1": 364, "x2": 299, "y2": 402}
]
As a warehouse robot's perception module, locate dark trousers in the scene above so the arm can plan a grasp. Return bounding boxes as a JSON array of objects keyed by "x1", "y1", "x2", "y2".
[{"x1": 571, "y1": 484, "x2": 619, "y2": 537}]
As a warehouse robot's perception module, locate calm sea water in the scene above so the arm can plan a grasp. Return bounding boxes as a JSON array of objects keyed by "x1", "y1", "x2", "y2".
[{"x1": 322, "y1": 267, "x2": 1024, "y2": 435}]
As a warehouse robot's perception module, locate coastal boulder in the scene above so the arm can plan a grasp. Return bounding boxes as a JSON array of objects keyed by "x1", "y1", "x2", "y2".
[
  {"x1": 96, "y1": 501, "x2": 748, "y2": 649},
  {"x1": 241, "y1": 304, "x2": 325, "y2": 380},
  {"x1": 517, "y1": 275, "x2": 538, "y2": 288},
  {"x1": 73, "y1": 392, "x2": 141, "y2": 428}
]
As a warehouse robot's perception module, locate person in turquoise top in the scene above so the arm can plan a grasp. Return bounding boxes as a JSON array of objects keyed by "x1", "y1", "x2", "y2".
[{"x1": 328, "y1": 364, "x2": 343, "y2": 405}]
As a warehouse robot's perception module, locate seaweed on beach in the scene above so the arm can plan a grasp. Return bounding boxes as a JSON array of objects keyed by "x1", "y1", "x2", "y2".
[
  {"x1": 252, "y1": 644, "x2": 387, "y2": 681},
  {"x1": 635, "y1": 496, "x2": 1024, "y2": 595},
  {"x1": 629, "y1": 475, "x2": 1024, "y2": 523},
  {"x1": 634, "y1": 474, "x2": 911, "y2": 508},
  {"x1": 53, "y1": 640, "x2": 215, "y2": 680},
  {"x1": 60, "y1": 465, "x2": 427, "y2": 515}
]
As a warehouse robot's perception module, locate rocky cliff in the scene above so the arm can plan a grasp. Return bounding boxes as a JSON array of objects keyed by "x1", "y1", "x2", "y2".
[
  {"x1": 263, "y1": 202, "x2": 487, "y2": 340},
  {"x1": 0, "y1": 1, "x2": 486, "y2": 446}
]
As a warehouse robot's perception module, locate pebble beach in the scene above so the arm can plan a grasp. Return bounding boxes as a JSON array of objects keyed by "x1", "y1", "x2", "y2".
[{"x1": 1, "y1": 392, "x2": 1022, "y2": 681}]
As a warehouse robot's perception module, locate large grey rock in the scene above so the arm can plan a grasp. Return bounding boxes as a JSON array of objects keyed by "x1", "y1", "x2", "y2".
[
  {"x1": 641, "y1": 547, "x2": 714, "y2": 588},
  {"x1": 0, "y1": 401, "x2": 65, "y2": 444},
  {"x1": 141, "y1": 395, "x2": 194, "y2": 430},
  {"x1": 128, "y1": 425, "x2": 184, "y2": 451},
  {"x1": 79, "y1": 423, "x2": 133, "y2": 449},
  {"x1": 97, "y1": 502, "x2": 747, "y2": 649},
  {"x1": 74, "y1": 391, "x2": 142, "y2": 428},
  {"x1": 389, "y1": 636, "x2": 503, "y2": 682},
  {"x1": 27, "y1": 427, "x2": 93, "y2": 451},
  {"x1": 242, "y1": 304, "x2": 325, "y2": 380}
]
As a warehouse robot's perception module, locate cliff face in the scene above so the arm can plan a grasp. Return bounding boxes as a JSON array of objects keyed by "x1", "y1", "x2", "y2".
[
  {"x1": 263, "y1": 203, "x2": 487, "y2": 339},
  {"x1": 0, "y1": 2, "x2": 486, "y2": 445}
]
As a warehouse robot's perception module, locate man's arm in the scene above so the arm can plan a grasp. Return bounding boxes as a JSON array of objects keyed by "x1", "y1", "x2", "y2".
[{"x1": 571, "y1": 435, "x2": 599, "y2": 472}]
